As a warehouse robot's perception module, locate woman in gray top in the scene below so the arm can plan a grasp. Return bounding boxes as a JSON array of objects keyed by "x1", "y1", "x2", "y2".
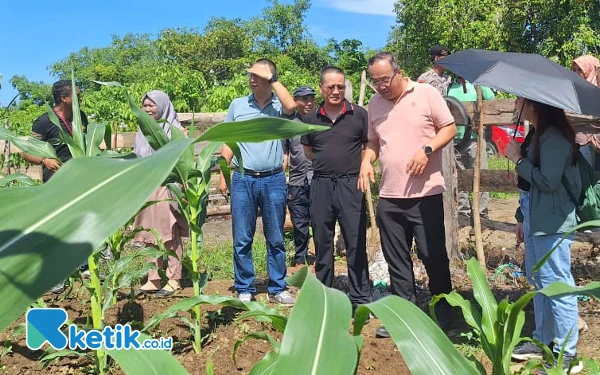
[{"x1": 506, "y1": 98, "x2": 583, "y2": 374}]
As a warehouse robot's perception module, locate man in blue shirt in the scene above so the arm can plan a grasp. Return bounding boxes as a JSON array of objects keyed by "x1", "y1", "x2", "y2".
[{"x1": 218, "y1": 58, "x2": 297, "y2": 305}]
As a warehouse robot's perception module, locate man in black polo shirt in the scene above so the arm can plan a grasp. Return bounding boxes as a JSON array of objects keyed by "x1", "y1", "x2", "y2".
[
  {"x1": 22, "y1": 80, "x2": 88, "y2": 183},
  {"x1": 22, "y1": 80, "x2": 88, "y2": 294},
  {"x1": 301, "y1": 66, "x2": 370, "y2": 311}
]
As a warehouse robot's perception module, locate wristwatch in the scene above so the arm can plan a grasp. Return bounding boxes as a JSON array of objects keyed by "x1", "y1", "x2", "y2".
[
  {"x1": 268, "y1": 74, "x2": 278, "y2": 84},
  {"x1": 423, "y1": 145, "x2": 433, "y2": 156}
]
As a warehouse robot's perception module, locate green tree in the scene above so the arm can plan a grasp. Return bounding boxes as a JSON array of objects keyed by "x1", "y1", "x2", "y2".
[
  {"x1": 251, "y1": 0, "x2": 311, "y2": 53},
  {"x1": 387, "y1": 0, "x2": 600, "y2": 79}
]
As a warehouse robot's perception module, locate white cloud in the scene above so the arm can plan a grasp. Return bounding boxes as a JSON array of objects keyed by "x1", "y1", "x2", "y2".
[{"x1": 324, "y1": 0, "x2": 396, "y2": 17}]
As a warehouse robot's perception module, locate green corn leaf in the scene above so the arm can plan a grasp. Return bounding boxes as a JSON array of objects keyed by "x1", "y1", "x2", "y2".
[
  {"x1": 85, "y1": 122, "x2": 107, "y2": 157},
  {"x1": 169, "y1": 124, "x2": 193, "y2": 182},
  {"x1": 0, "y1": 138, "x2": 194, "y2": 332},
  {"x1": 0, "y1": 173, "x2": 37, "y2": 188},
  {"x1": 106, "y1": 333, "x2": 189, "y2": 375},
  {"x1": 466, "y1": 258, "x2": 498, "y2": 345},
  {"x1": 93, "y1": 81, "x2": 124, "y2": 87},
  {"x1": 354, "y1": 296, "x2": 482, "y2": 375},
  {"x1": 538, "y1": 280, "x2": 600, "y2": 299},
  {"x1": 248, "y1": 351, "x2": 278, "y2": 375},
  {"x1": 270, "y1": 272, "x2": 358, "y2": 375},
  {"x1": 127, "y1": 91, "x2": 169, "y2": 151},
  {"x1": 533, "y1": 220, "x2": 600, "y2": 272},
  {"x1": 236, "y1": 310, "x2": 287, "y2": 332},
  {"x1": 142, "y1": 295, "x2": 281, "y2": 332},
  {"x1": 70, "y1": 72, "x2": 86, "y2": 153},
  {"x1": 198, "y1": 117, "x2": 328, "y2": 142},
  {"x1": 0, "y1": 127, "x2": 57, "y2": 159},
  {"x1": 233, "y1": 332, "x2": 281, "y2": 364}
]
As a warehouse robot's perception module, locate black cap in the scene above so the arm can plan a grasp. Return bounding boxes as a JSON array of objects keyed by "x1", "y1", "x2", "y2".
[
  {"x1": 293, "y1": 86, "x2": 316, "y2": 97},
  {"x1": 429, "y1": 45, "x2": 451, "y2": 57}
]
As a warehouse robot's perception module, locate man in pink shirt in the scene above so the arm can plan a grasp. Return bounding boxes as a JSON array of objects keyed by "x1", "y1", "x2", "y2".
[{"x1": 359, "y1": 52, "x2": 458, "y2": 338}]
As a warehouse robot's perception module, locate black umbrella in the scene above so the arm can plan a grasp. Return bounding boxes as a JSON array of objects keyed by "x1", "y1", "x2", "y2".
[{"x1": 437, "y1": 49, "x2": 600, "y2": 118}]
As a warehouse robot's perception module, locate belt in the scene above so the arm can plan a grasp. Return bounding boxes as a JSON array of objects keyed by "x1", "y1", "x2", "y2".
[{"x1": 235, "y1": 166, "x2": 283, "y2": 178}]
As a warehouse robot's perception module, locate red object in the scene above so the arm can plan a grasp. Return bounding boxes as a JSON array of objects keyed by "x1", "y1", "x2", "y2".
[{"x1": 486, "y1": 124, "x2": 526, "y2": 157}]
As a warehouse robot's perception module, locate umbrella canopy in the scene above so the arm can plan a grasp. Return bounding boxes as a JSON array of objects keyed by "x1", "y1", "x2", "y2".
[{"x1": 437, "y1": 49, "x2": 600, "y2": 118}]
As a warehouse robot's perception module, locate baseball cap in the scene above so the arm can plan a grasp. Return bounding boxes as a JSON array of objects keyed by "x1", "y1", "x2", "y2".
[
  {"x1": 293, "y1": 86, "x2": 316, "y2": 97},
  {"x1": 429, "y1": 45, "x2": 452, "y2": 57}
]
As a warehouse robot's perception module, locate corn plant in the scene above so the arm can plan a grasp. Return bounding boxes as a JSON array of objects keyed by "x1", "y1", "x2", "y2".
[
  {"x1": 0, "y1": 76, "x2": 327, "y2": 373},
  {"x1": 428, "y1": 258, "x2": 600, "y2": 375}
]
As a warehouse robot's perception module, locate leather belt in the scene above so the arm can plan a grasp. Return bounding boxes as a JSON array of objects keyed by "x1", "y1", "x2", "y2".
[{"x1": 235, "y1": 166, "x2": 283, "y2": 178}]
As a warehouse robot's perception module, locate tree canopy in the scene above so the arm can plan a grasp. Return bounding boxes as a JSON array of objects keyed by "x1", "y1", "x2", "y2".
[{"x1": 2, "y1": 0, "x2": 599, "y2": 135}]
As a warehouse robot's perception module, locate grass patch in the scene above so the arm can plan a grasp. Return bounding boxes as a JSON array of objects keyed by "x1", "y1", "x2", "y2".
[
  {"x1": 201, "y1": 231, "x2": 296, "y2": 280},
  {"x1": 487, "y1": 156, "x2": 518, "y2": 199}
]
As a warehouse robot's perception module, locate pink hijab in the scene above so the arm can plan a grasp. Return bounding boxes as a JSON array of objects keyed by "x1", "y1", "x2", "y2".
[{"x1": 573, "y1": 55, "x2": 600, "y2": 87}]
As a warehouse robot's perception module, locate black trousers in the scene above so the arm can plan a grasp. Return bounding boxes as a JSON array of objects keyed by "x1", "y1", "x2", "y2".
[
  {"x1": 377, "y1": 194, "x2": 452, "y2": 304},
  {"x1": 310, "y1": 174, "x2": 370, "y2": 304},
  {"x1": 287, "y1": 182, "x2": 311, "y2": 264}
]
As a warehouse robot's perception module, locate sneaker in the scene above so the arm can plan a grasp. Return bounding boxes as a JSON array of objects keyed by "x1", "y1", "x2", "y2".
[
  {"x1": 237, "y1": 292, "x2": 252, "y2": 303},
  {"x1": 50, "y1": 282, "x2": 65, "y2": 294},
  {"x1": 535, "y1": 354, "x2": 583, "y2": 374},
  {"x1": 375, "y1": 326, "x2": 391, "y2": 338},
  {"x1": 561, "y1": 355, "x2": 583, "y2": 374},
  {"x1": 268, "y1": 291, "x2": 296, "y2": 305},
  {"x1": 512, "y1": 342, "x2": 544, "y2": 361}
]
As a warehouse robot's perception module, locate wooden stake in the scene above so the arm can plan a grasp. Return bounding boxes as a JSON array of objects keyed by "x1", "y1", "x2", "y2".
[
  {"x1": 358, "y1": 71, "x2": 381, "y2": 260},
  {"x1": 472, "y1": 86, "x2": 486, "y2": 268}
]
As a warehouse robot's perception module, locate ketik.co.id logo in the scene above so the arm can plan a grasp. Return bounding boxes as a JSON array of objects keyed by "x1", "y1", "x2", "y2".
[{"x1": 26, "y1": 308, "x2": 172, "y2": 350}]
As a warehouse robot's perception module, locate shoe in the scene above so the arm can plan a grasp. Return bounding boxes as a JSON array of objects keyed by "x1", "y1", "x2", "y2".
[
  {"x1": 50, "y1": 282, "x2": 65, "y2": 294},
  {"x1": 238, "y1": 292, "x2": 252, "y2": 303},
  {"x1": 268, "y1": 291, "x2": 296, "y2": 305},
  {"x1": 512, "y1": 342, "x2": 544, "y2": 361},
  {"x1": 375, "y1": 326, "x2": 391, "y2": 338},
  {"x1": 155, "y1": 288, "x2": 180, "y2": 298},
  {"x1": 133, "y1": 288, "x2": 158, "y2": 297},
  {"x1": 535, "y1": 354, "x2": 583, "y2": 374},
  {"x1": 434, "y1": 302, "x2": 453, "y2": 332}
]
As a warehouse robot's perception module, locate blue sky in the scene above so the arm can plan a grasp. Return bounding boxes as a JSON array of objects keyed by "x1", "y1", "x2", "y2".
[{"x1": 0, "y1": 0, "x2": 396, "y2": 106}]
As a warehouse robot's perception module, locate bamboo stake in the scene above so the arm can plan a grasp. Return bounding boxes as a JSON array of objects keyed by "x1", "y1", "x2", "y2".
[
  {"x1": 358, "y1": 71, "x2": 381, "y2": 260},
  {"x1": 473, "y1": 86, "x2": 486, "y2": 268}
]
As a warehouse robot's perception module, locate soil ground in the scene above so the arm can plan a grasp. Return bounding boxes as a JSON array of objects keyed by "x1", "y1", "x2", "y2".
[{"x1": 1, "y1": 197, "x2": 599, "y2": 375}]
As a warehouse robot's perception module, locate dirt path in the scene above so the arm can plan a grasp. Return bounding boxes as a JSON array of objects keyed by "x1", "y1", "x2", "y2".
[{"x1": 1, "y1": 198, "x2": 599, "y2": 374}]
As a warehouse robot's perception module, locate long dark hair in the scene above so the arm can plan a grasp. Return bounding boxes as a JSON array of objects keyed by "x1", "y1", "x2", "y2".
[{"x1": 529, "y1": 99, "x2": 578, "y2": 166}]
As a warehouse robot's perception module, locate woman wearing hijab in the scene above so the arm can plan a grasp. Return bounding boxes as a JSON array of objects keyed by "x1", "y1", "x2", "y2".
[
  {"x1": 572, "y1": 55, "x2": 600, "y2": 164},
  {"x1": 134, "y1": 90, "x2": 187, "y2": 297},
  {"x1": 506, "y1": 98, "x2": 583, "y2": 374}
]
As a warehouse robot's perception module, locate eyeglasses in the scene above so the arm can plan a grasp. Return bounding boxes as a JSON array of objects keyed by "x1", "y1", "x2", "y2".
[
  {"x1": 324, "y1": 85, "x2": 346, "y2": 92},
  {"x1": 370, "y1": 70, "x2": 399, "y2": 87}
]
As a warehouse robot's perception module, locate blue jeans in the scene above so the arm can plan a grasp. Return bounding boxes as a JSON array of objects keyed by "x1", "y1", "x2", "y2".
[
  {"x1": 520, "y1": 190, "x2": 578, "y2": 355},
  {"x1": 231, "y1": 170, "x2": 287, "y2": 295}
]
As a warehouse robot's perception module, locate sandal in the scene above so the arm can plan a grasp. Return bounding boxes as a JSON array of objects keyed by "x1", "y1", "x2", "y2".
[
  {"x1": 155, "y1": 282, "x2": 181, "y2": 298},
  {"x1": 133, "y1": 288, "x2": 159, "y2": 297}
]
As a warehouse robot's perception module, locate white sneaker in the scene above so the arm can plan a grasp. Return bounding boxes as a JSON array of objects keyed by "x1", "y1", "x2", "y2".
[
  {"x1": 268, "y1": 291, "x2": 296, "y2": 305},
  {"x1": 238, "y1": 292, "x2": 252, "y2": 303}
]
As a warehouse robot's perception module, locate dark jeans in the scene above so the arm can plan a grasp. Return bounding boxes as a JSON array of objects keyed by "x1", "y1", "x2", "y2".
[
  {"x1": 377, "y1": 194, "x2": 452, "y2": 304},
  {"x1": 287, "y1": 182, "x2": 311, "y2": 264},
  {"x1": 231, "y1": 170, "x2": 287, "y2": 295},
  {"x1": 310, "y1": 174, "x2": 370, "y2": 305}
]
